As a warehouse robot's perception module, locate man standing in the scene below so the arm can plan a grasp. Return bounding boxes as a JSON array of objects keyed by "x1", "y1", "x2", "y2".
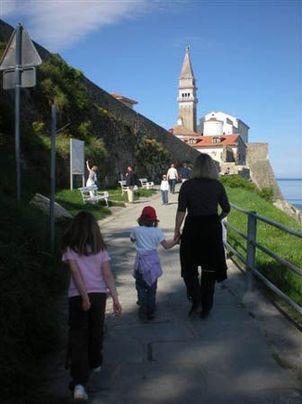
[
  {"x1": 179, "y1": 163, "x2": 191, "y2": 183},
  {"x1": 125, "y1": 166, "x2": 137, "y2": 203},
  {"x1": 167, "y1": 163, "x2": 179, "y2": 194}
]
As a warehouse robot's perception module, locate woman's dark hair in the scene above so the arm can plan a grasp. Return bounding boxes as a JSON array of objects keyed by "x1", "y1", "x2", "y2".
[
  {"x1": 137, "y1": 217, "x2": 158, "y2": 227},
  {"x1": 62, "y1": 211, "x2": 106, "y2": 255},
  {"x1": 191, "y1": 153, "x2": 219, "y2": 180}
]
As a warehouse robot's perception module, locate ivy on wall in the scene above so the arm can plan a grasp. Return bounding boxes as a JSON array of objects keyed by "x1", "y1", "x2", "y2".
[{"x1": 135, "y1": 137, "x2": 172, "y2": 182}]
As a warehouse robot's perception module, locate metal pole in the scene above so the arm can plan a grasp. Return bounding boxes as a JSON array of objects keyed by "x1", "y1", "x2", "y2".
[
  {"x1": 246, "y1": 211, "x2": 257, "y2": 291},
  {"x1": 15, "y1": 24, "x2": 22, "y2": 201},
  {"x1": 50, "y1": 104, "x2": 57, "y2": 250}
]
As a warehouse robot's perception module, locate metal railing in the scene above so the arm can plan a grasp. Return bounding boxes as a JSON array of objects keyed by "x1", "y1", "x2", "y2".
[{"x1": 224, "y1": 203, "x2": 302, "y2": 314}]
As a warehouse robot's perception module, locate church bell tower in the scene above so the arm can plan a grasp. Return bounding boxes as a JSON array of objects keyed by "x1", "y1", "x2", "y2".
[{"x1": 177, "y1": 46, "x2": 198, "y2": 132}]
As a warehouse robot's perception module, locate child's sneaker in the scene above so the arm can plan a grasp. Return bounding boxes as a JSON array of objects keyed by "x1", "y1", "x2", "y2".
[{"x1": 74, "y1": 384, "x2": 88, "y2": 402}]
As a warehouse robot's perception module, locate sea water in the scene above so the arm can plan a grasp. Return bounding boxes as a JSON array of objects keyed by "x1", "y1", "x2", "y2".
[{"x1": 277, "y1": 179, "x2": 302, "y2": 211}]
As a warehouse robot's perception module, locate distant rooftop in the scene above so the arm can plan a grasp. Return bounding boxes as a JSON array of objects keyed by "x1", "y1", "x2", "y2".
[{"x1": 111, "y1": 93, "x2": 138, "y2": 106}]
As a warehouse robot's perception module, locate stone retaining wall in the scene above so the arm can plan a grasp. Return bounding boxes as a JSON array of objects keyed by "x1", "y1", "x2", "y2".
[{"x1": 246, "y1": 143, "x2": 283, "y2": 200}]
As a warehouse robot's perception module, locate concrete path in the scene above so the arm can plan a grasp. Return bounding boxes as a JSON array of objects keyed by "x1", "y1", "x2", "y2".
[{"x1": 54, "y1": 188, "x2": 302, "y2": 403}]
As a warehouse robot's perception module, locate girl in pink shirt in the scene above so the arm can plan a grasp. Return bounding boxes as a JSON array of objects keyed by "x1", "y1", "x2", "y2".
[{"x1": 62, "y1": 211, "x2": 122, "y2": 402}]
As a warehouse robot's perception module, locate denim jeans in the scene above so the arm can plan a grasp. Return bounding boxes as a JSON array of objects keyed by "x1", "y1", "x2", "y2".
[
  {"x1": 161, "y1": 190, "x2": 169, "y2": 204},
  {"x1": 135, "y1": 271, "x2": 157, "y2": 312},
  {"x1": 169, "y1": 179, "x2": 176, "y2": 193}
]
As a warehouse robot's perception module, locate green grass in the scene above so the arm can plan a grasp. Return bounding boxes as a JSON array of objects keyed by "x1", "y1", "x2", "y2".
[
  {"x1": 224, "y1": 183, "x2": 302, "y2": 306},
  {"x1": 56, "y1": 187, "x2": 158, "y2": 219},
  {"x1": 56, "y1": 189, "x2": 111, "y2": 220}
]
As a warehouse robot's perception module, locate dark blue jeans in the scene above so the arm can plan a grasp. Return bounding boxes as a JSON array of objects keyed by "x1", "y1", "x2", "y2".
[
  {"x1": 161, "y1": 190, "x2": 169, "y2": 204},
  {"x1": 169, "y1": 179, "x2": 176, "y2": 193},
  {"x1": 135, "y1": 271, "x2": 157, "y2": 312}
]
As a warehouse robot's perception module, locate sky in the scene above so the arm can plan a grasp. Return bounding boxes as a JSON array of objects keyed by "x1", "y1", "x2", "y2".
[{"x1": 1, "y1": 0, "x2": 302, "y2": 178}]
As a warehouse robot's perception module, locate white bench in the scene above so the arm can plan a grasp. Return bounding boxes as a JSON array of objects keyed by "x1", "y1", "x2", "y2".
[
  {"x1": 78, "y1": 185, "x2": 109, "y2": 207},
  {"x1": 118, "y1": 180, "x2": 139, "y2": 194},
  {"x1": 118, "y1": 180, "x2": 128, "y2": 194},
  {"x1": 139, "y1": 178, "x2": 154, "y2": 189}
]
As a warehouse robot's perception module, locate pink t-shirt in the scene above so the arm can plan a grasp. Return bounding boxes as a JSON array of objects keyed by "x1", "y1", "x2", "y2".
[{"x1": 62, "y1": 247, "x2": 110, "y2": 297}]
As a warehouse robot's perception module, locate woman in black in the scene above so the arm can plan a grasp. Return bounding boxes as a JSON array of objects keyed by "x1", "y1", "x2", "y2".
[{"x1": 174, "y1": 153, "x2": 230, "y2": 318}]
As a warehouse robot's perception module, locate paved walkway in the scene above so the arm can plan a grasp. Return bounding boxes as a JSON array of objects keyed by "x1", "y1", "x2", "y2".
[{"x1": 54, "y1": 188, "x2": 302, "y2": 403}]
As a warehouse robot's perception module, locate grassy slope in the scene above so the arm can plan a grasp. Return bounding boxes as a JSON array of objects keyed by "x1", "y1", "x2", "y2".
[{"x1": 225, "y1": 185, "x2": 302, "y2": 306}]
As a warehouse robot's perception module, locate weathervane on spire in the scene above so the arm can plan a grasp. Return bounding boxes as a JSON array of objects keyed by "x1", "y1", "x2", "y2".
[{"x1": 186, "y1": 45, "x2": 190, "y2": 52}]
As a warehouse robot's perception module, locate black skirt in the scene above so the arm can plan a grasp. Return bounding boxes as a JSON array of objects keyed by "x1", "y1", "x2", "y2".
[{"x1": 180, "y1": 214, "x2": 227, "y2": 282}]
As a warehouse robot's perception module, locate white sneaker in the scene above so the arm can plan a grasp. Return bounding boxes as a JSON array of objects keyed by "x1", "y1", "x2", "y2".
[
  {"x1": 74, "y1": 384, "x2": 88, "y2": 402},
  {"x1": 92, "y1": 365, "x2": 102, "y2": 373}
]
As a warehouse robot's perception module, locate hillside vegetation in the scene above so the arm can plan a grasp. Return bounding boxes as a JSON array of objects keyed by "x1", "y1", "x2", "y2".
[{"x1": 221, "y1": 175, "x2": 302, "y2": 306}]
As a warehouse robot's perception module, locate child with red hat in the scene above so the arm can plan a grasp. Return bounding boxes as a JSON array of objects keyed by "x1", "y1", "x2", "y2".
[{"x1": 130, "y1": 206, "x2": 179, "y2": 320}]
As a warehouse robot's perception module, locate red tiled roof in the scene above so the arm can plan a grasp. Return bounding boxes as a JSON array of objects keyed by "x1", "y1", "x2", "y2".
[
  {"x1": 192, "y1": 134, "x2": 240, "y2": 148},
  {"x1": 169, "y1": 125, "x2": 201, "y2": 137},
  {"x1": 111, "y1": 93, "x2": 138, "y2": 105}
]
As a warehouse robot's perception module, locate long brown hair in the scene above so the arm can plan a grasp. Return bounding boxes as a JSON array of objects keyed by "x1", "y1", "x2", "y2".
[{"x1": 62, "y1": 211, "x2": 106, "y2": 255}]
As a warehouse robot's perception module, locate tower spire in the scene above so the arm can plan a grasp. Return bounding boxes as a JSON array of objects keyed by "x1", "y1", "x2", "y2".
[{"x1": 180, "y1": 45, "x2": 195, "y2": 80}]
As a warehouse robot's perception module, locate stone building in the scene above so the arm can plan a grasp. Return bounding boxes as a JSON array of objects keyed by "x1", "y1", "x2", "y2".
[
  {"x1": 191, "y1": 134, "x2": 247, "y2": 165},
  {"x1": 199, "y1": 111, "x2": 249, "y2": 143}
]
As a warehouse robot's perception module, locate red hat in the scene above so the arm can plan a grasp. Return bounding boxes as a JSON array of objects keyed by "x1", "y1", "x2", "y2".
[{"x1": 140, "y1": 206, "x2": 158, "y2": 221}]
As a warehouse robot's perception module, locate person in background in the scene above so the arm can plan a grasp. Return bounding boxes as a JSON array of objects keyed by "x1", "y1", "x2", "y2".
[
  {"x1": 86, "y1": 160, "x2": 99, "y2": 187},
  {"x1": 174, "y1": 153, "x2": 230, "y2": 319},
  {"x1": 130, "y1": 206, "x2": 179, "y2": 321},
  {"x1": 125, "y1": 165, "x2": 137, "y2": 203},
  {"x1": 167, "y1": 163, "x2": 179, "y2": 194},
  {"x1": 179, "y1": 162, "x2": 192, "y2": 183},
  {"x1": 62, "y1": 211, "x2": 122, "y2": 402},
  {"x1": 160, "y1": 174, "x2": 169, "y2": 205}
]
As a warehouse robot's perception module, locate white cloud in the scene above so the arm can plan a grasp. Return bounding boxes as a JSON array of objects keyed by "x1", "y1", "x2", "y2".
[{"x1": 0, "y1": 0, "x2": 150, "y2": 50}]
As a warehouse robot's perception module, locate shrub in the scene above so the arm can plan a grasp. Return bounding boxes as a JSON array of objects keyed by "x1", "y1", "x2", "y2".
[
  {"x1": 56, "y1": 133, "x2": 71, "y2": 157},
  {"x1": 257, "y1": 187, "x2": 274, "y2": 202},
  {"x1": 38, "y1": 54, "x2": 91, "y2": 115},
  {"x1": 32, "y1": 121, "x2": 46, "y2": 136},
  {"x1": 78, "y1": 120, "x2": 92, "y2": 137},
  {"x1": 135, "y1": 137, "x2": 172, "y2": 182},
  {"x1": 85, "y1": 136, "x2": 107, "y2": 166},
  {"x1": 221, "y1": 175, "x2": 274, "y2": 203},
  {"x1": 221, "y1": 174, "x2": 256, "y2": 191}
]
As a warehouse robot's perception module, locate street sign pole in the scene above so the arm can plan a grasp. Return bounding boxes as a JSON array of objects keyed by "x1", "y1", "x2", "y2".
[
  {"x1": 15, "y1": 24, "x2": 22, "y2": 201},
  {"x1": 0, "y1": 23, "x2": 42, "y2": 202},
  {"x1": 50, "y1": 104, "x2": 57, "y2": 251}
]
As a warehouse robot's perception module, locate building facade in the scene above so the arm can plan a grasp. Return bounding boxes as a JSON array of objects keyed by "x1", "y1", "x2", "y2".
[
  {"x1": 199, "y1": 111, "x2": 249, "y2": 143},
  {"x1": 191, "y1": 134, "x2": 247, "y2": 165}
]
